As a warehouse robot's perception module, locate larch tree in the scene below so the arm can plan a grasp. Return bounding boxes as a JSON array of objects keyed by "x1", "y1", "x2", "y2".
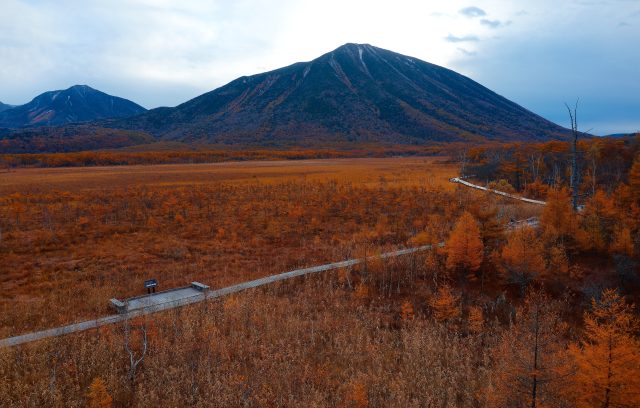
[
  {"x1": 489, "y1": 291, "x2": 570, "y2": 408},
  {"x1": 474, "y1": 205, "x2": 505, "y2": 253},
  {"x1": 610, "y1": 226, "x2": 634, "y2": 258},
  {"x1": 401, "y1": 300, "x2": 415, "y2": 321},
  {"x1": 578, "y1": 190, "x2": 618, "y2": 253},
  {"x1": 467, "y1": 305, "x2": 484, "y2": 334},
  {"x1": 547, "y1": 244, "x2": 569, "y2": 277},
  {"x1": 86, "y1": 377, "x2": 112, "y2": 408},
  {"x1": 500, "y1": 227, "x2": 547, "y2": 295},
  {"x1": 430, "y1": 285, "x2": 461, "y2": 324},
  {"x1": 474, "y1": 205, "x2": 505, "y2": 291},
  {"x1": 568, "y1": 289, "x2": 640, "y2": 408},
  {"x1": 445, "y1": 211, "x2": 484, "y2": 282},
  {"x1": 540, "y1": 187, "x2": 578, "y2": 248}
]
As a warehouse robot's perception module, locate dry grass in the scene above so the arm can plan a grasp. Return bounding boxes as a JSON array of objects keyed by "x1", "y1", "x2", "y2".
[
  {"x1": 0, "y1": 157, "x2": 468, "y2": 335},
  {"x1": 0, "y1": 157, "x2": 455, "y2": 193}
]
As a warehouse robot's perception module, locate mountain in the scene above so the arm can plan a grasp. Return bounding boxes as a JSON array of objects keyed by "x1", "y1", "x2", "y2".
[
  {"x1": 0, "y1": 85, "x2": 146, "y2": 128},
  {"x1": 0, "y1": 125, "x2": 154, "y2": 154},
  {"x1": 108, "y1": 43, "x2": 568, "y2": 144},
  {"x1": 604, "y1": 133, "x2": 636, "y2": 138},
  {"x1": 0, "y1": 102, "x2": 14, "y2": 113}
]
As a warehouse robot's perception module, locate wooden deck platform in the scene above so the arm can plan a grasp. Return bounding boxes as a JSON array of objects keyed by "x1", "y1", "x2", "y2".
[{"x1": 110, "y1": 282, "x2": 210, "y2": 314}]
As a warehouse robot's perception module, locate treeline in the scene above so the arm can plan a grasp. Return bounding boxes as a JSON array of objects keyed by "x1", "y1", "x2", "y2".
[
  {"x1": 458, "y1": 135, "x2": 640, "y2": 300},
  {"x1": 466, "y1": 134, "x2": 640, "y2": 198},
  {"x1": 0, "y1": 145, "x2": 448, "y2": 168},
  {"x1": 0, "y1": 126, "x2": 154, "y2": 154}
]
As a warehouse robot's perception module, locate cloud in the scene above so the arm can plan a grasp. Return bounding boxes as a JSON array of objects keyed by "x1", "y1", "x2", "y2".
[
  {"x1": 459, "y1": 6, "x2": 486, "y2": 18},
  {"x1": 0, "y1": 0, "x2": 297, "y2": 107},
  {"x1": 450, "y1": 0, "x2": 640, "y2": 135},
  {"x1": 0, "y1": 0, "x2": 639, "y2": 133},
  {"x1": 480, "y1": 19, "x2": 511, "y2": 28},
  {"x1": 457, "y1": 47, "x2": 477, "y2": 56},
  {"x1": 446, "y1": 34, "x2": 480, "y2": 43}
]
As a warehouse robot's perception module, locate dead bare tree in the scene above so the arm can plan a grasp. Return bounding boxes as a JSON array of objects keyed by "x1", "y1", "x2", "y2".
[
  {"x1": 528, "y1": 151, "x2": 543, "y2": 182},
  {"x1": 587, "y1": 143, "x2": 599, "y2": 196},
  {"x1": 565, "y1": 100, "x2": 580, "y2": 211},
  {"x1": 123, "y1": 321, "x2": 148, "y2": 384},
  {"x1": 458, "y1": 148, "x2": 469, "y2": 178}
]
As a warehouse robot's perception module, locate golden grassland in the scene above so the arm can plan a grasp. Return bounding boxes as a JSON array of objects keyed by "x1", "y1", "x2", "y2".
[
  {"x1": 4, "y1": 157, "x2": 524, "y2": 336},
  {"x1": 1, "y1": 150, "x2": 639, "y2": 407},
  {"x1": 0, "y1": 157, "x2": 456, "y2": 192}
]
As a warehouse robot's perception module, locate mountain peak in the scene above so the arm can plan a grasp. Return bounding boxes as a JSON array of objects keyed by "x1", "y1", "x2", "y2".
[
  {"x1": 69, "y1": 84, "x2": 95, "y2": 91},
  {"x1": 0, "y1": 86, "x2": 146, "y2": 128},
  {"x1": 107, "y1": 43, "x2": 567, "y2": 144},
  {"x1": 330, "y1": 43, "x2": 377, "y2": 57},
  {"x1": 0, "y1": 101, "x2": 14, "y2": 113},
  {"x1": 336, "y1": 42, "x2": 372, "y2": 50}
]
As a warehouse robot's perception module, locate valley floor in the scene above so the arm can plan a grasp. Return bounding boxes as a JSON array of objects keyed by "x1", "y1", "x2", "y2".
[{"x1": 1, "y1": 155, "x2": 638, "y2": 407}]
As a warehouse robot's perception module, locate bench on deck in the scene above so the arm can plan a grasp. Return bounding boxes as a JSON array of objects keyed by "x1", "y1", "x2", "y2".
[
  {"x1": 110, "y1": 298, "x2": 127, "y2": 314},
  {"x1": 191, "y1": 282, "x2": 210, "y2": 292}
]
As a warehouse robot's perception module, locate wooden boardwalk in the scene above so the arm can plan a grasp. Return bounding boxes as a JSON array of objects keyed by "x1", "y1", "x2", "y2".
[
  {"x1": 0, "y1": 244, "x2": 437, "y2": 348},
  {"x1": 450, "y1": 177, "x2": 547, "y2": 205},
  {"x1": 1, "y1": 176, "x2": 544, "y2": 349}
]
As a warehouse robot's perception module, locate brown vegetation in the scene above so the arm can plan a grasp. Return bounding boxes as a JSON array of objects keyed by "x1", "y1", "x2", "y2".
[{"x1": 0, "y1": 144, "x2": 639, "y2": 406}]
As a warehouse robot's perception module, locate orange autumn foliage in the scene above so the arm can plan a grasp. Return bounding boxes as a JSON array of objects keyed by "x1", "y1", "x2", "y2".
[
  {"x1": 629, "y1": 154, "x2": 640, "y2": 201},
  {"x1": 548, "y1": 244, "x2": 569, "y2": 276},
  {"x1": 400, "y1": 300, "x2": 415, "y2": 321},
  {"x1": 467, "y1": 305, "x2": 484, "y2": 334},
  {"x1": 1, "y1": 144, "x2": 640, "y2": 406},
  {"x1": 610, "y1": 226, "x2": 635, "y2": 257},
  {"x1": 540, "y1": 187, "x2": 578, "y2": 245},
  {"x1": 489, "y1": 291, "x2": 570, "y2": 407},
  {"x1": 430, "y1": 285, "x2": 461, "y2": 323},
  {"x1": 0, "y1": 157, "x2": 461, "y2": 333},
  {"x1": 579, "y1": 190, "x2": 618, "y2": 253},
  {"x1": 86, "y1": 377, "x2": 112, "y2": 408},
  {"x1": 500, "y1": 227, "x2": 546, "y2": 292},
  {"x1": 354, "y1": 283, "x2": 370, "y2": 301},
  {"x1": 345, "y1": 381, "x2": 369, "y2": 408},
  {"x1": 445, "y1": 211, "x2": 484, "y2": 279},
  {"x1": 568, "y1": 290, "x2": 640, "y2": 408}
]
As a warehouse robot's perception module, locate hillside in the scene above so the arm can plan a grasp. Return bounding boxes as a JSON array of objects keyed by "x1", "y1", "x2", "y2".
[
  {"x1": 108, "y1": 43, "x2": 568, "y2": 144},
  {"x1": 1, "y1": 44, "x2": 571, "y2": 153},
  {"x1": 0, "y1": 102, "x2": 14, "y2": 113},
  {"x1": 0, "y1": 85, "x2": 146, "y2": 128}
]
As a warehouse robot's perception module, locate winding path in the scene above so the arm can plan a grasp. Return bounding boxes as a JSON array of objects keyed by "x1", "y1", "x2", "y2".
[
  {"x1": 0, "y1": 244, "x2": 438, "y2": 348},
  {"x1": 450, "y1": 177, "x2": 547, "y2": 205}
]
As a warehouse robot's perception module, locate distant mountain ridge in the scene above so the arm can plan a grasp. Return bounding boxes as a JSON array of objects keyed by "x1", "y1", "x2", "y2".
[
  {"x1": 1, "y1": 44, "x2": 571, "y2": 153},
  {"x1": 0, "y1": 102, "x2": 14, "y2": 113},
  {"x1": 106, "y1": 43, "x2": 568, "y2": 144},
  {"x1": 0, "y1": 85, "x2": 146, "y2": 128}
]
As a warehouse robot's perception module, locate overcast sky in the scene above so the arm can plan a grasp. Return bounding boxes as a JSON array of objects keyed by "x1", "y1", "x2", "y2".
[{"x1": 1, "y1": 0, "x2": 638, "y2": 134}]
